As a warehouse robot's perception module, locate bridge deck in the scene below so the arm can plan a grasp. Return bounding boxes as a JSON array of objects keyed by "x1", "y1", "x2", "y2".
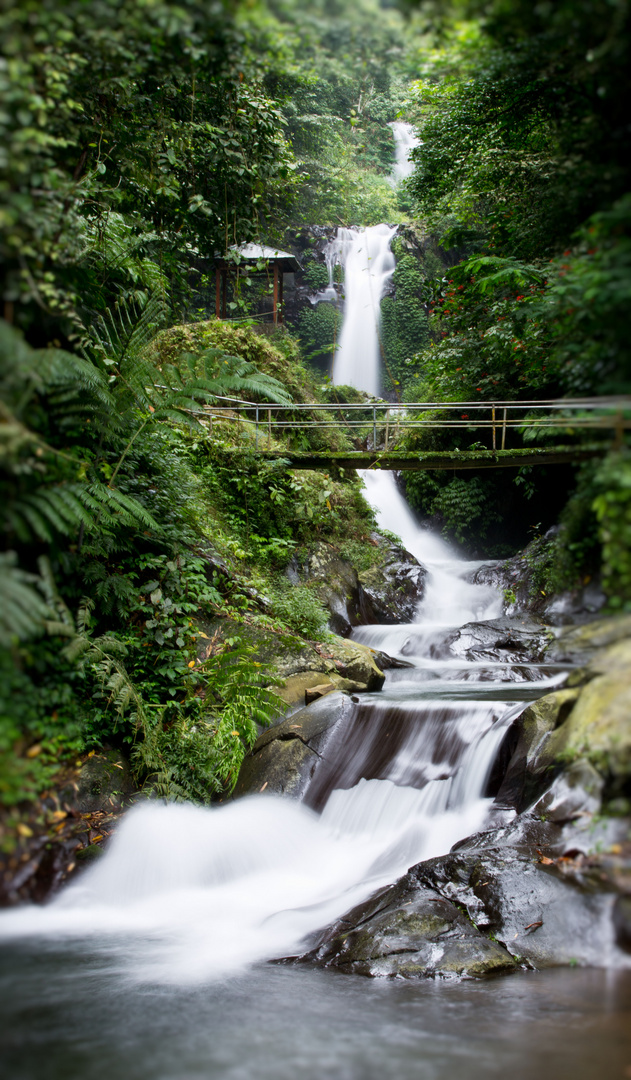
[{"x1": 227, "y1": 445, "x2": 606, "y2": 471}]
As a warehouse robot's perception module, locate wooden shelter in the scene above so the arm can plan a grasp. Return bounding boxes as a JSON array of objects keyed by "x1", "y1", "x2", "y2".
[{"x1": 214, "y1": 244, "x2": 300, "y2": 325}]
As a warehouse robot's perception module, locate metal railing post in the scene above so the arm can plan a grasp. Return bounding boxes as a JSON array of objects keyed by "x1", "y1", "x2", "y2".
[
  {"x1": 385, "y1": 408, "x2": 390, "y2": 451},
  {"x1": 501, "y1": 408, "x2": 507, "y2": 450},
  {"x1": 373, "y1": 406, "x2": 377, "y2": 450},
  {"x1": 268, "y1": 408, "x2": 271, "y2": 449},
  {"x1": 255, "y1": 405, "x2": 259, "y2": 450},
  {"x1": 492, "y1": 404, "x2": 496, "y2": 450}
]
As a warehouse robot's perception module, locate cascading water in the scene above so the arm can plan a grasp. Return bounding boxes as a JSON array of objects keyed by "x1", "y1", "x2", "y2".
[
  {"x1": 0, "y1": 220, "x2": 559, "y2": 993},
  {"x1": 329, "y1": 224, "x2": 396, "y2": 395},
  {"x1": 389, "y1": 120, "x2": 420, "y2": 185}
]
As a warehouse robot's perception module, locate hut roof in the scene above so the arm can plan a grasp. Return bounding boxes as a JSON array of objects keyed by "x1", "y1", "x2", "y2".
[{"x1": 215, "y1": 243, "x2": 300, "y2": 272}]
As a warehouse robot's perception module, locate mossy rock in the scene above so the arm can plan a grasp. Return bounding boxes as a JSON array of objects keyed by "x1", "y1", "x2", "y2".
[{"x1": 234, "y1": 693, "x2": 352, "y2": 799}]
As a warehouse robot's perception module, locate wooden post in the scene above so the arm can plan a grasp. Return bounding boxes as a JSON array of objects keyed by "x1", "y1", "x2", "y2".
[
  {"x1": 278, "y1": 270, "x2": 284, "y2": 324},
  {"x1": 273, "y1": 263, "x2": 279, "y2": 325},
  {"x1": 221, "y1": 269, "x2": 227, "y2": 318},
  {"x1": 215, "y1": 269, "x2": 221, "y2": 318},
  {"x1": 501, "y1": 408, "x2": 507, "y2": 450},
  {"x1": 615, "y1": 411, "x2": 625, "y2": 449},
  {"x1": 492, "y1": 405, "x2": 496, "y2": 450}
]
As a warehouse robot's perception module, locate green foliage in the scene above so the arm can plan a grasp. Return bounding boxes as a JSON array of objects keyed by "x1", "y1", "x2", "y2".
[
  {"x1": 593, "y1": 452, "x2": 631, "y2": 610},
  {"x1": 268, "y1": 583, "x2": 329, "y2": 639},
  {"x1": 295, "y1": 301, "x2": 342, "y2": 369},
  {"x1": 1, "y1": 0, "x2": 297, "y2": 333},
  {"x1": 246, "y1": 0, "x2": 411, "y2": 226},
  {"x1": 380, "y1": 254, "x2": 429, "y2": 391},
  {"x1": 404, "y1": 471, "x2": 501, "y2": 547},
  {"x1": 303, "y1": 260, "x2": 330, "y2": 290}
]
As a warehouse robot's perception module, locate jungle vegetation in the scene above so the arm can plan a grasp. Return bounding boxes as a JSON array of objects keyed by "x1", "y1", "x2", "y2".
[{"x1": 1, "y1": 0, "x2": 630, "y2": 827}]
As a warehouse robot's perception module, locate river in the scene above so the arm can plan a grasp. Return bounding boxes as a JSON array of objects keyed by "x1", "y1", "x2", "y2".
[{"x1": 1, "y1": 218, "x2": 630, "y2": 1076}]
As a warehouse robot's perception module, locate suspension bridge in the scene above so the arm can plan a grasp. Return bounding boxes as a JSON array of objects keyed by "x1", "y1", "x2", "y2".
[{"x1": 198, "y1": 397, "x2": 631, "y2": 471}]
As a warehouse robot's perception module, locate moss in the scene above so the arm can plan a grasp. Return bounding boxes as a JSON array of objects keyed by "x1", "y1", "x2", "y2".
[{"x1": 380, "y1": 254, "x2": 429, "y2": 393}]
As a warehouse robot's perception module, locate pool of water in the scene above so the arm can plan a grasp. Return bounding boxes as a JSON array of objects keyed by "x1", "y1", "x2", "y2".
[{"x1": 1, "y1": 944, "x2": 630, "y2": 1080}]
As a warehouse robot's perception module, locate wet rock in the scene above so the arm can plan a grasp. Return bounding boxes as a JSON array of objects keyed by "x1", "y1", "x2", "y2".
[
  {"x1": 470, "y1": 529, "x2": 606, "y2": 626},
  {"x1": 613, "y1": 896, "x2": 631, "y2": 952},
  {"x1": 435, "y1": 616, "x2": 552, "y2": 665},
  {"x1": 288, "y1": 535, "x2": 426, "y2": 636},
  {"x1": 530, "y1": 759, "x2": 604, "y2": 822},
  {"x1": 494, "y1": 689, "x2": 580, "y2": 811},
  {"x1": 357, "y1": 534, "x2": 427, "y2": 624},
  {"x1": 297, "y1": 814, "x2": 629, "y2": 977},
  {"x1": 298, "y1": 542, "x2": 361, "y2": 636},
  {"x1": 299, "y1": 875, "x2": 516, "y2": 978},
  {"x1": 305, "y1": 682, "x2": 336, "y2": 705},
  {"x1": 233, "y1": 692, "x2": 352, "y2": 799},
  {"x1": 546, "y1": 615, "x2": 631, "y2": 666},
  {"x1": 542, "y1": 666, "x2": 631, "y2": 784}
]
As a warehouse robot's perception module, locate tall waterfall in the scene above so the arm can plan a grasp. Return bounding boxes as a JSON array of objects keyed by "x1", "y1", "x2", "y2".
[
  {"x1": 389, "y1": 120, "x2": 420, "y2": 184},
  {"x1": 329, "y1": 224, "x2": 396, "y2": 395}
]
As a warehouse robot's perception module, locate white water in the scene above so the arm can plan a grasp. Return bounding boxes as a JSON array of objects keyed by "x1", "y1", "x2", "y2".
[
  {"x1": 329, "y1": 224, "x2": 397, "y2": 394},
  {"x1": 359, "y1": 469, "x2": 502, "y2": 636},
  {"x1": 0, "y1": 706, "x2": 515, "y2": 983},
  {"x1": 389, "y1": 120, "x2": 420, "y2": 185}
]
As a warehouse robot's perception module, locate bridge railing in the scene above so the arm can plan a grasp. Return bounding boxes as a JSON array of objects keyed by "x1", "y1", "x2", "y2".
[{"x1": 197, "y1": 396, "x2": 631, "y2": 452}]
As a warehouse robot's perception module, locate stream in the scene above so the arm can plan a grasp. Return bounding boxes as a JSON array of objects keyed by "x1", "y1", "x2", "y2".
[{"x1": 1, "y1": 214, "x2": 630, "y2": 1076}]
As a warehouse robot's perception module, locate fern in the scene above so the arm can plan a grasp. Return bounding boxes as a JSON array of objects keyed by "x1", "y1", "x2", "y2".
[
  {"x1": 0, "y1": 553, "x2": 52, "y2": 646},
  {"x1": 6, "y1": 482, "x2": 160, "y2": 545}
]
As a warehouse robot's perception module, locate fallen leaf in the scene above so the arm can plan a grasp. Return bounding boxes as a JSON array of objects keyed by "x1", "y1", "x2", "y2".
[
  {"x1": 188, "y1": 660, "x2": 196, "y2": 668},
  {"x1": 91, "y1": 835, "x2": 103, "y2": 844},
  {"x1": 49, "y1": 810, "x2": 67, "y2": 822},
  {"x1": 479, "y1": 881, "x2": 489, "y2": 887},
  {"x1": 25, "y1": 744, "x2": 42, "y2": 758},
  {"x1": 66, "y1": 863, "x2": 75, "y2": 873},
  {"x1": 198, "y1": 632, "x2": 209, "y2": 639},
  {"x1": 609, "y1": 844, "x2": 623, "y2": 855},
  {"x1": 260, "y1": 782, "x2": 268, "y2": 792},
  {"x1": 17, "y1": 823, "x2": 33, "y2": 838}
]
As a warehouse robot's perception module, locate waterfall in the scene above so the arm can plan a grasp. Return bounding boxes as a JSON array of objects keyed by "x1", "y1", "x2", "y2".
[
  {"x1": 389, "y1": 120, "x2": 420, "y2": 185},
  {"x1": 328, "y1": 224, "x2": 396, "y2": 395},
  {"x1": 0, "y1": 216, "x2": 545, "y2": 988},
  {"x1": 0, "y1": 702, "x2": 523, "y2": 984}
]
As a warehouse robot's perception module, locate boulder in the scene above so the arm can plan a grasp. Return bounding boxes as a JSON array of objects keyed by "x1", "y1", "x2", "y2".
[
  {"x1": 287, "y1": 535, "x2": 426, "y2": 636},
  {"x1": 546, "y1": 615, "x2": 631, "y2": 665},
  {"x1": 198, "y1": 617, "x2": 384, "y2": 710},
  {"x1": 469, "y1": 529, "x2": 606, "y2": 626},
  {"x1": 357, "y1": 534, "x2": 427, "y2": 624},
  {"x1": 296, "y1": 813, "x2": 630, "y2": 977},
  {"x1": 298, "y1": 875, "x2": 516, "y2": 978},
  {"x1": 432, "y1": 616, "x2": 552, "y2": 666},
  {"x1": 233, "y1": 692, "x2": 352, "y2": 799}
]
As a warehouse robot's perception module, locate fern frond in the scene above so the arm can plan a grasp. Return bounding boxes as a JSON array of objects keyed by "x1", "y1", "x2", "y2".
[
  {"x1": 0, "y1": 552, "x2": 52, "y2": 646},
  {"x1": 87, "y1": 293, "x2": 169, "y2": 374},
  {"x1": 4, "y1": 482, "x2": 161, "y2": 544}
]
